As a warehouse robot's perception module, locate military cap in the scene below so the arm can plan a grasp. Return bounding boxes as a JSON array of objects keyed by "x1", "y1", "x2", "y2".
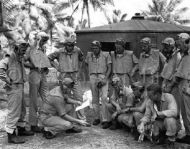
[
  {"x1": 132, "y1": 81, "x2": 144, "y2": 88},
  {"x1": 162, "y1": 37, "x2": 175, "y2": 45},
  {"x1": 36, "y1": 31, "x2": 49, "y2": 39},
  {"x1": 112, "y1": 76, "x2": 121, "y2": 85},
  {"x1": 61, "y1": 77, "x2": 74, "y2": 86},
  {"x1": 91, "y1": 40, "x2": 101, "y2": 48},
  {"x1": 115, "y1": 38, "x2": 125, "y2": 46},
  {"x1": 64, "y1": 33, "x2": 76, "y2": 44},
  {"x1": 177, "y1": 33, "x2": 190, "y2": 40},
  {"x1": 140, "y1": 37, "x2": 151, "y2": 44}
]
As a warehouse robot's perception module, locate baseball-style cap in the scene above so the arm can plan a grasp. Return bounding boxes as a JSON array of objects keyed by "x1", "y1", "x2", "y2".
[
  {"x1": 177, "y1": 33, "x2": 190, "y2": 40},
  {"x1": 61, "y1": 77, "x2": 74, "y2": 86},
  {"x1": 37, "y1": 31, "x2": 49, "y2": 39},
  {"x1": 162, "y1": 37, "x2": 175, "y2": 45},
  {"x1": 132, "y1": 81, "x2": 144, "y2": 88},
  {"x1": 115, "y1": 38, "x2": 125, "y2": 46},
  {"x1": 112, "y1": 76, "x2": 120, "y2": 84},
  {"x1": 91, "y1": 40, "x2": 101, "y2": 48},
  {"x1": 140, "y1": 37, "x2": 151, "y2": 44}
]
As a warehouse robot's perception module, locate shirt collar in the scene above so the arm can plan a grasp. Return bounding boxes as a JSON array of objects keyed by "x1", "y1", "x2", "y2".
[
  {"x1": 161, "y1": 93, "x2": 166, "y2": 102},
  {"x1": 92, "y1": 51, "x2": 102, "y2": 58},
  {"x1": 141, "y1": 49, "x2": 153, "y2": 58}
]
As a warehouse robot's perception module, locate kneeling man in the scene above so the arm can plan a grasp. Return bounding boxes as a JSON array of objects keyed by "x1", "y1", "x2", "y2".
[{"x1": 40, "y1": 78, "x2": 89, "y2": 139}]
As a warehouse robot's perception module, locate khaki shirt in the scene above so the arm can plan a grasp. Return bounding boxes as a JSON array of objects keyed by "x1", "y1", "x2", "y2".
[
  {"x1": 175, "y1": 54, "x2": 190, "y2": 80},
  {"x1": 111, "y1": 51, "x2": 138, "y2": 74},
  {"x1": 161, "y1": 50, "x2": 181, "y2": 80},
  {"x1": 139, "y1": 49, "x2": 166, "y2": 75},
  {"x1": 86, "y1": 51, "x2": 112, "y2": 75},
  {"x1": 40, "y1": 86, "x2": 66, "y2": 117},
  {"x1": 48, "y1": 46, "x2": 83, "y2": 73},
  {"x1": 0, "y1": 52, "x2": 26, "y2": 84},
  {"x1": 141, "y1": 93, "x2": 178, "y2": 124},
  {"x1": 110, "y1": 86, "x2": 135, "y2": 108},
  {"x1": 175, "y1": 54, "x2": 190, "y2": 95}
]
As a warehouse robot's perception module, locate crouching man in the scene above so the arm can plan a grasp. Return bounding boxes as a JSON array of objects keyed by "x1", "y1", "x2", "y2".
[
  {"x1": 105, "y1": 76, "x2": 135, "y2": 130},
  {"x1": 138, "y1": 84, "x2": 180, "y2": 147},
  {"x1": 39, "y1": 78, "x2": 89, "y2": 139}
]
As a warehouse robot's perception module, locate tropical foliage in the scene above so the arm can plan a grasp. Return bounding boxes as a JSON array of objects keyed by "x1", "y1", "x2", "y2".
[
  {"x1": 142, "y1": 0, "x2": 190, "y2": 24},
  {"x1": 69, "y1": 0, "x2": 114, "y2": 28},
  {"x1": 104, "y1": 9, "x2": 127, "y2": 24}
]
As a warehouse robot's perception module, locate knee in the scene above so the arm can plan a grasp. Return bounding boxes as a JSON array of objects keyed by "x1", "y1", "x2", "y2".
[
  {"x1": 133, "y1": 112, "x2": 143, "y2": 126},
  {"x1": 164, "y1": 118, "x2": 177, "y2": 136},
  {"x1": 117, "y1": 115, "x2": 124, "y2": 123}
]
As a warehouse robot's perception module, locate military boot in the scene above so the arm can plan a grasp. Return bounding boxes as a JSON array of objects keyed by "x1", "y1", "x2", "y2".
[
  {"x1": 17, "y1": 126, "x2": 34, "y2": 136},
  {"x1": 7, "y1": 132, "x2": 25, "y2": 144}
]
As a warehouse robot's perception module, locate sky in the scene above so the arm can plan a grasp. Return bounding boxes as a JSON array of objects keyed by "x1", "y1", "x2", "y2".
[{"x1": 72, "y1": 0, "x2": 190, "y2": 27}]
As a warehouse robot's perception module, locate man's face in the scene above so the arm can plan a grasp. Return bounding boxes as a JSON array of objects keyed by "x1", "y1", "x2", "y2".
[
  {"x1": 91, "y1": 45, "x2": 101, "y2": 56},
  {"x1": 39, "y1": 37, "x2": 49, "y2": 48},
  {"x1": 65, "y1": 42, "x2": 74, "y2": 53},
  {"x1": 18, "y1": 43, "x2": 29, "y2": 56},
  {"x1": 133, "y1": 88, "x2": 141, "y2": 99},
  {"x1": 115, "y1": 44, "x2": 124, "y2": 54},
  {"x1": 162, "y1": 44, "x2": 174, "y2": 57},
  {"x1": 148, "y1": 90, "x2": 160, "y2": 102},
  {"x1": 176, "y1": 39, "x2": 189, "y2": 53},
  {"x1": 141, "y1": 43, "x2": 150, "y2": 53}
]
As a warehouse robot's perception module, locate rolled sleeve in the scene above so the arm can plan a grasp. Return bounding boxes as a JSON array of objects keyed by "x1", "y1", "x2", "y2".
[
  {"x1": 132, "y1": 54, "x2": 138, "y2": 64},
  {"x1": 107, "y1": 54, "x2": 112, "y2": 65},
  {"x1": 159, "y1": 52, "x2": 166, "y2": 64},
  {"x1": 53, "y1": 97, "x2": 66, "y2": 117},
  {"x1": 48, "y1": 51, "x2": 60, "y2": 61},
  {"x1": 140, "y1": 100, "x2": 153, "y2": 124},
  {"x1": 161, "y1": 94, "x2": 177, "y2": 117},
  {"x1": 0, "y1": 57, "x2": 9, "y2": 70},
  {"x1": 77, "y1": 48, "x2": 84, "y2": 62}
]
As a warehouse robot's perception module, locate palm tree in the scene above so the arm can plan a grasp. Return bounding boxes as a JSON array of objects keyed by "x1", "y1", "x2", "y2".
[
  {"x1": 142, "y1": 0, "x2": 190, "y2": 24},
  {"x1": 70, "y1": 0, "x2": 114, "y2": 28},
  {"x1": 104, "y1": 9, "x2": 127, "y2": 24}
]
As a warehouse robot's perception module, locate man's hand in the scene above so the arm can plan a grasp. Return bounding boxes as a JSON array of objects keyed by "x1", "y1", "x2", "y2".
[
  {"x1": 75, "y1": 101, "x2": 82, "y2": 106},
  {"x1": 116, "y1": 105, "x2": 121, "y2": 113},
  {"x1": 121, "y1": 107, "x2": 130, "y2": 114},
  {"x1": 112, "y1": 112, "x2": 118, "y2": 120},
  {"x1": 157, "y1": 111, "x2": 165, "y2": 119},
  {"x1": 138, "y1": 122, "x2": 145, "y2": 134},
  {"x1": 77, "y1": 120, "x2": 90, "y2": 127}
]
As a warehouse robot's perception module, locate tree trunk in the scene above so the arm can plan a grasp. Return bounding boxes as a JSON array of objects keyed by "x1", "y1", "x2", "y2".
[
  {"x1": 86, "y1": 1, "x2": 90, "y2": 28},
  {"x1": 81, "y1": 3, "x2": 85, "y2": 23}
]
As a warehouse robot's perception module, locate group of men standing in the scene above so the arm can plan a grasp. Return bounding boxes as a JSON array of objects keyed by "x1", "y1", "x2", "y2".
[
  {"x1": 0, "y1": 29, "x2": 190, "y2": 148},
  {"x1": 85, "y1": 33, "x2": 190, "y2": 147}
]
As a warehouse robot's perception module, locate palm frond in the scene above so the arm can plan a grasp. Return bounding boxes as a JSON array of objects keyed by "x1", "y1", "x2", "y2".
[
  {"x1": 120, "y1": 13, "x2": 127, "y2": 22},
  {"x1": 53, "y1": 2, "x2": 70, "y2": 13},
  {"x1": 166, "y1": 0, "x2": 183, "y2": 12}
]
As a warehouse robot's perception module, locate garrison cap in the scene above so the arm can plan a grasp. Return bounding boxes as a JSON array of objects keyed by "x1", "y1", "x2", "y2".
[
  {"x1": 140, "y1": 37, "x2": 151, "y2": 44},
  {"x1": 177, "y1": 33, "x2": 190, "y2": 40},
  {"x1": 162, "y1": 37, "x2": 175, "y2": 45},
  {"x1": 91, "y1": 40, "x2": 101, "y2": 48},
  {"x1": 115, "y1": 38, "x2": 125, "y2": 46}
]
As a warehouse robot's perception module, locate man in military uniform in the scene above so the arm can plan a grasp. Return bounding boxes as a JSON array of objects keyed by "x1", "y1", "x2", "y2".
[
  {"x1": 48, "y1": 34, "x2": 86, "y2": 121},
  {"x1": 111, "y1": 38, "x2": 138, "y2": 87},
  {"x1": 25, "y1": 31, "x2": 50, "y2": 132},
  {"x1": 138, "y1": 84, "x2": 180, "y2": 147},
  {"x1": 161, "y1": 37, "x2": 181, "y2": 114},
  {"x1": 104, "y1": 76, "x2": 135, "y2": 130},
  {"x1": 172, "y1": 33, "x2": 190, "y2": 144},
  {"x1": 0, "y1": 39, "x2": 34, "y2": 144},
  {"x1": 40, "y1": 78, "x2": 89, "y2": 139},
  {"x1": 85, "y1": 41, "x2": 112, "y2": 128},
  {"x1": 137, "y1": 37, "x2": 166, "y2": 87}
]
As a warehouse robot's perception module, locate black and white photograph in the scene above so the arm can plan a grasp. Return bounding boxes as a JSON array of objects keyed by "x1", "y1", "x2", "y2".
[{"x1": 0, "y1": 0, "x2": 190, "y2": 148}]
